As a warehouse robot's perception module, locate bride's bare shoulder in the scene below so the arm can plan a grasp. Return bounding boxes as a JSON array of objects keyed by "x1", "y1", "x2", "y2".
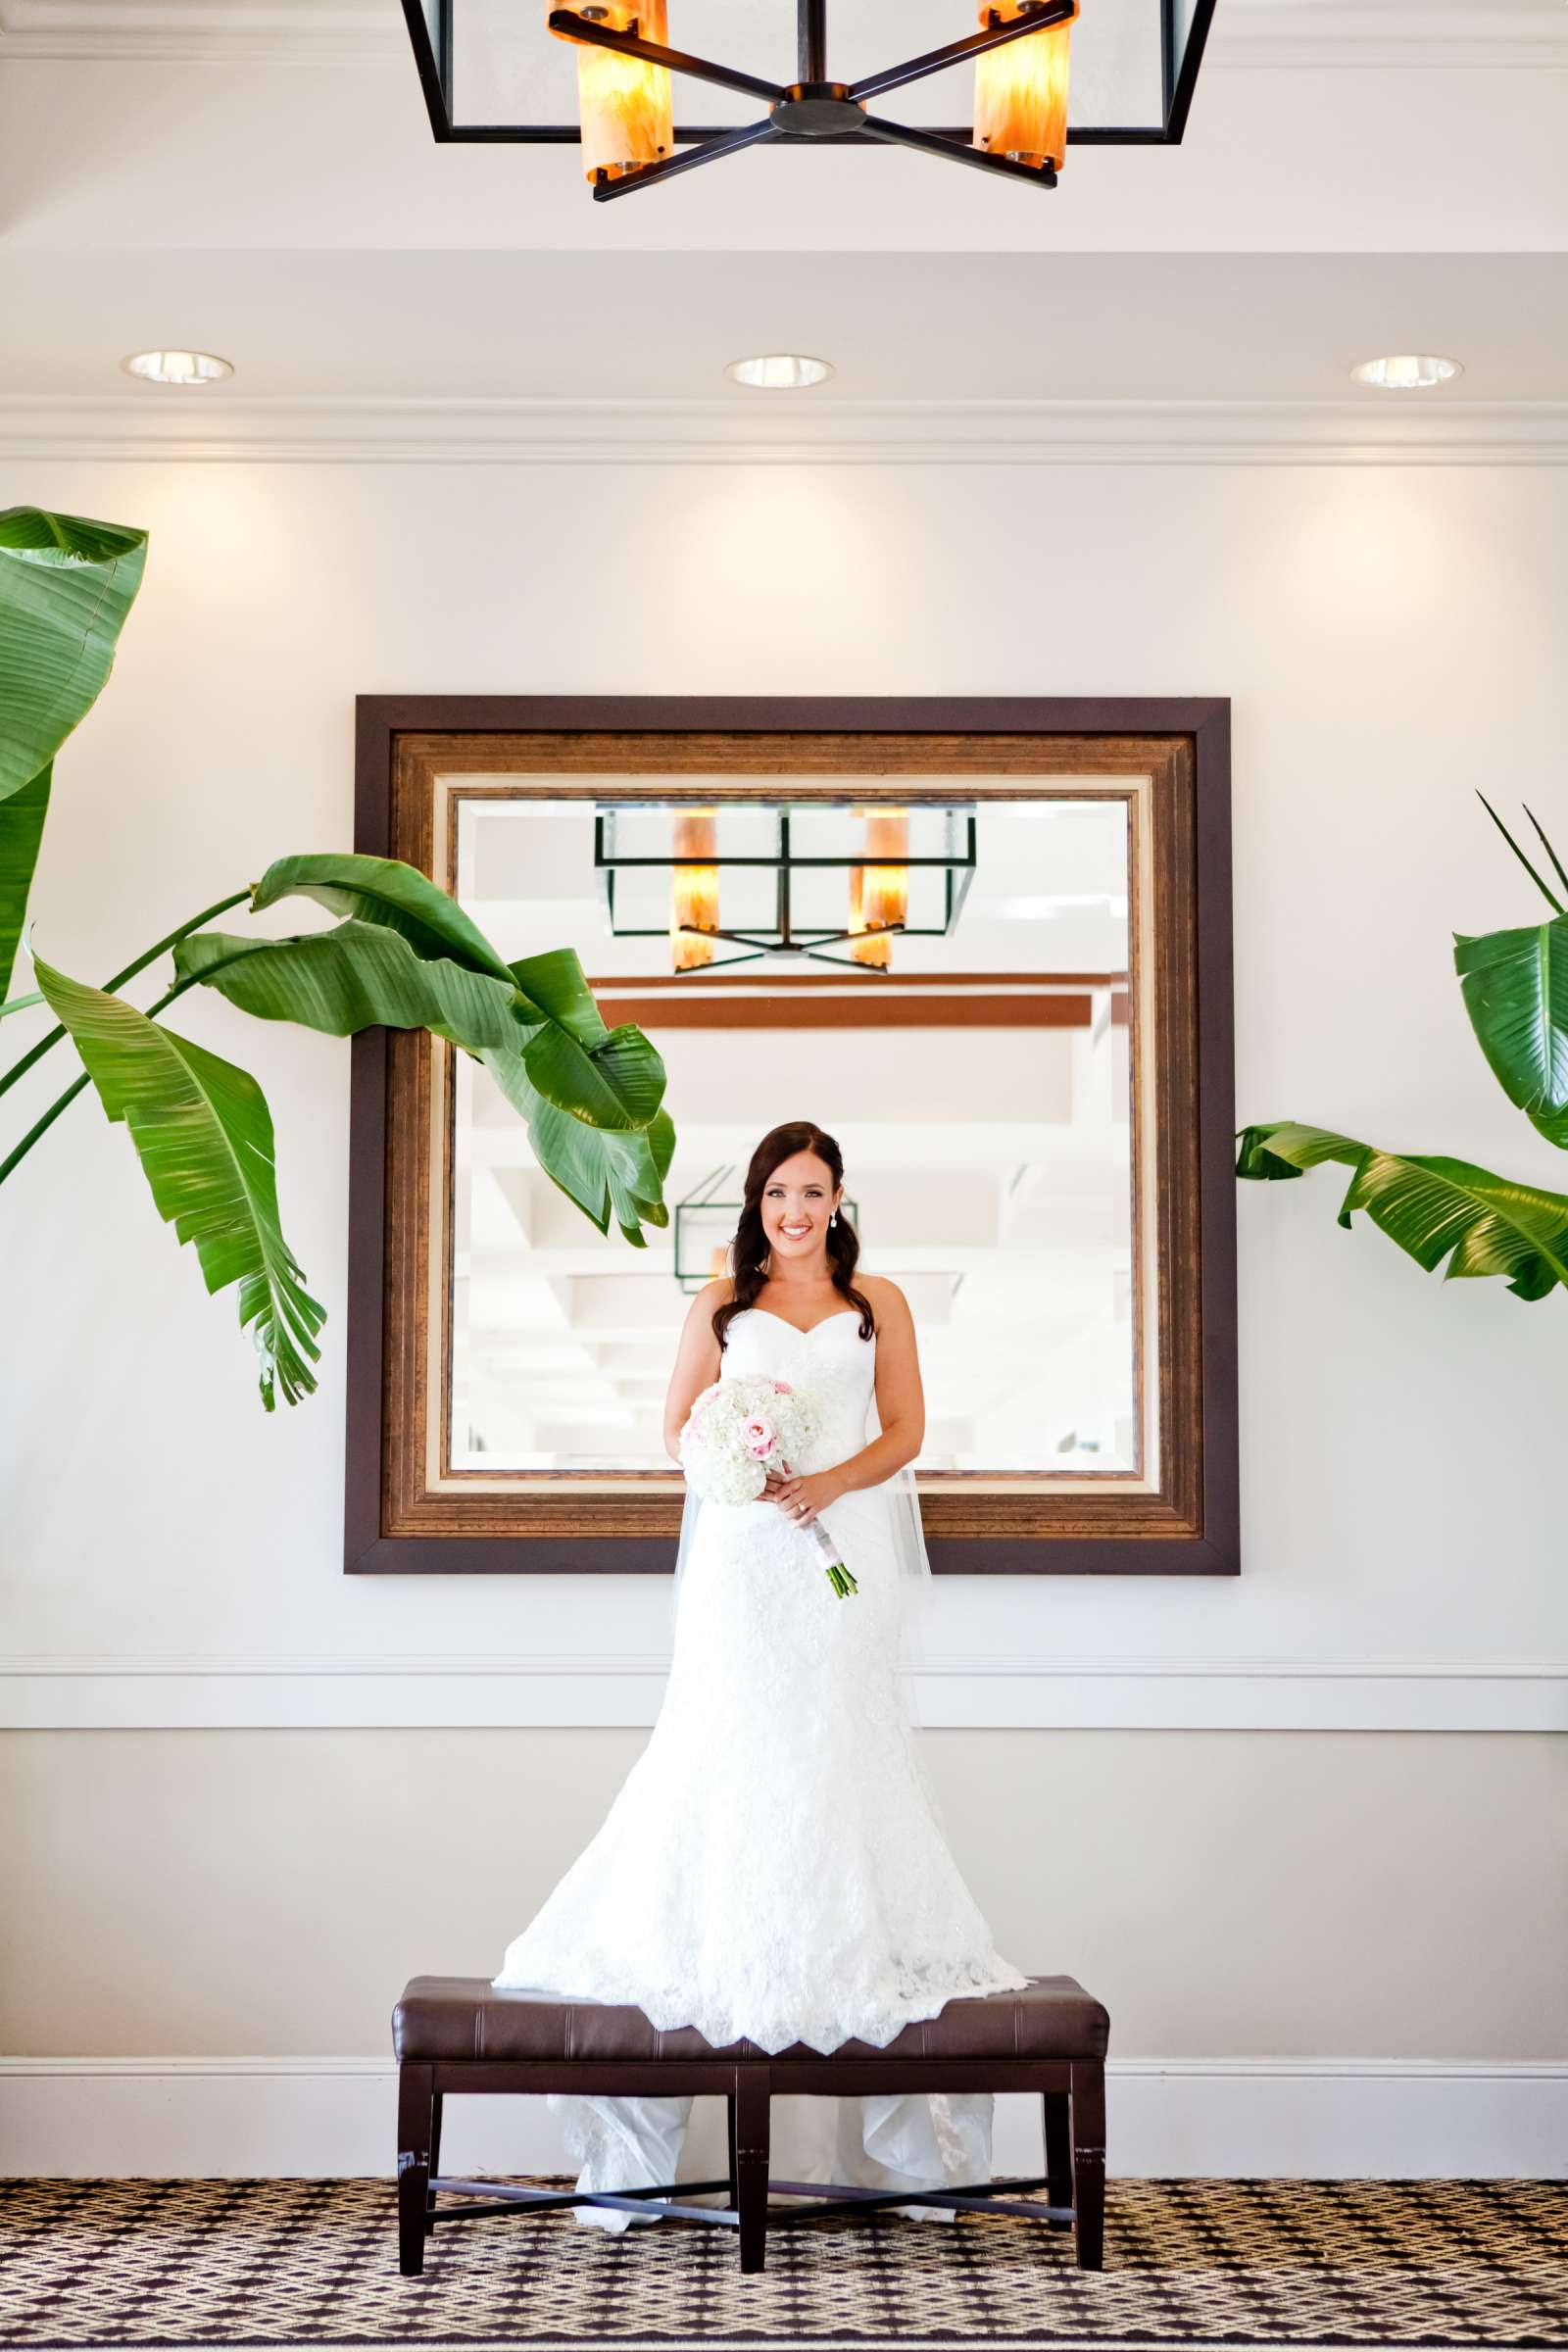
[
  {"x1": 688, "y1": 1275, "x2": 736, "y2": 1321},
  {"x1": 859, "y1": 1273, "x2": 913, "y2": 1325}
]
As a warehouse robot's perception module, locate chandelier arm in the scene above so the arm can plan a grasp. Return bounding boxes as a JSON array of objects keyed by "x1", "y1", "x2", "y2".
[
  {"x1": 590, "y1": 118, "x2": 782, "y2": 201},
  {"x1": 547, "y1": 10, "x2": 785, "y2": 105},
  {"x1": 858, "y1": 113, "x2": 1058, "y2": 186},
  {"x1": 850, "y1": 0, "x2": 1077, "y2": 104}
]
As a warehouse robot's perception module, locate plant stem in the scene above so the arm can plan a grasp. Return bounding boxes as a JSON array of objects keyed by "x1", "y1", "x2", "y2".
[
  {"x1": 0, "y1": 888, "x2": 251, "y2": 1102},
  {"x1": 0, "y1": 1071, "x2": 89, "y2": 1184},
  {"x1": 0, "y1": 934, "x2": 261, "y2": 1190}
]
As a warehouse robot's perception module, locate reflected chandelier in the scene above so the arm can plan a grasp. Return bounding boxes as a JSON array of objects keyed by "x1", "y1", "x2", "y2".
[{"x1": 401, "y1": 1, "x2": 1217, "y2": 203}]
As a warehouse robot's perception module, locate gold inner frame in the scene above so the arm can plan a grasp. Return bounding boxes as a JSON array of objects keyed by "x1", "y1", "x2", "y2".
[{"x1": 378, "y1": 729, "x2": 1203, "y2": 1549}]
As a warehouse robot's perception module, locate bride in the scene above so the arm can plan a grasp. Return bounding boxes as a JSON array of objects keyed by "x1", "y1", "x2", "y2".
[{"x1": 492, "y1": 1118, "x2": 1028, "y2": 2227}]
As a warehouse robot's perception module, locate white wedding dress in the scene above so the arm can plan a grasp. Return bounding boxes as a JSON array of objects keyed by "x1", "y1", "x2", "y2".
[{"x1": 491, "y1": 1303, "x2": 1029, "y2": 2228}]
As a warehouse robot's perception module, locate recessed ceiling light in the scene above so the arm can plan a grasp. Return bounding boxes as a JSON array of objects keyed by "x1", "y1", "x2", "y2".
[
  {"x1": 1349, "y1": 354, "x2": 1463, "y2": 392},
  {"x1": 725, "y1": 355, "x2": 834, "y2": 392},
  {"x1": 121, "y1": 349, "x2": 234, "y2": 387}
]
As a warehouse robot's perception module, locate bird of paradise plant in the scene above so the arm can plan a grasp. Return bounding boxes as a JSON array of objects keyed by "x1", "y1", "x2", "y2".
[
  {"x1": 0, "y1": 506, "x2": 673, "y2": 1405},
  {"x1": 1237, "y1": 797, "x2": 1568, "y2": 1304}
]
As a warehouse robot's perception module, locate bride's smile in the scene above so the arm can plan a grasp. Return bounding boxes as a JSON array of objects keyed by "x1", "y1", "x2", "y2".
[{"x1": 762, "y1": 1156, "x2": 839, "y2": 1260}]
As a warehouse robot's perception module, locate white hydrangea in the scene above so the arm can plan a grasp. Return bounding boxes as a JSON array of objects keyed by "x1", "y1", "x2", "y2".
[{"x1": 679, "y1": 1372, "x2": 832, "y2": 1506}]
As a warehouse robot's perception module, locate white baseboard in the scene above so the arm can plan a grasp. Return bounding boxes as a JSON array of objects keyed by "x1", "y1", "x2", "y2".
[{"x1": 2, "y1": 2057, "x2": 1563, "y2": 2180}]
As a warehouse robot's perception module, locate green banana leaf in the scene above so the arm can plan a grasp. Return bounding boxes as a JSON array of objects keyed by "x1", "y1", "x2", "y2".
[
  {"x1": 172, "y1": 921, "x2": 523, "y2": 1051},
  {"x1": 607, "y1": 1107, "x2": 674, "y2": 1241},
  {"x1": 1236, "y1": 1121, "x2": 1568, "y2": 1301},
  {"x1": 483, "y1": 1044, "x2": 673, "y2": 1245},
  {"x1": 506, "y1": 946, "x2": 666, "y2": 1128},
  {"x1": 0, "y1": 763, "x2": 50, "y2": 1003},
  {"x1": 183, "y1": 908, "x2": 665, "y2": 1131},
  {"x1": 510, "y1": 947, "x2": 618, "y2": 1047},
  {"x1": 250, "y1": 853, "x2": 519, "y2": 989},
  {"x1": 1453, "y1": 914, "x2": 1568, "y2": 1150},
  {"x1": 0, "y1": 509, "x2": 147, "y2": 1002},
  {"x1": 32, "y1": 950, "x2": 325, "y2": 1407},
  {"x1": 250, "y1": 858, "x2": 666, "y2": 1115},
  {"x1": 177, "y1": 898, "x2": 670, "y2": 1243},
  {"x1": 516, "y1": 1014, "x2": 666, "y2": 1133},
  {"x1": 0, "y1": 510, "x2": 147, "y2": 804}
]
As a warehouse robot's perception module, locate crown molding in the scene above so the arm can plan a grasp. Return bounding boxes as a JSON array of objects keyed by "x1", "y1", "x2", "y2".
[
  {"x1": 3, "y1": 394, "x2": 1567, "y2": 467},
  {"x1": 4, "y1": 1650, "x2": 1564, "y2": 1730},
  {"x1": 1211, "y1": 2, "x2": 1568, "y2": 72},
  {"x1": 0, "y1": 0, "x2": 1563, "y2": 69},
  {"x1": 0, "y1": 0, "x2": 404, "y2": 61}
]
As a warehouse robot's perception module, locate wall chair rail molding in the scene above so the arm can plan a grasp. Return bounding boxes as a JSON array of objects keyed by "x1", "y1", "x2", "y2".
[
  {"x1": 348, "y1": 696, "x2": 1237, "y2": 1577},
  {"x1": 3, "y1": 1652, "x2": 1565, "y2": 1733}
]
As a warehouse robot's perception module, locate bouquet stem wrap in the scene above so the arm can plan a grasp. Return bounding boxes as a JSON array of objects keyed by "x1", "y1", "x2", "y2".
[{"x1": 784, "y1": 1464, "x2": 858, "y2": 1598}]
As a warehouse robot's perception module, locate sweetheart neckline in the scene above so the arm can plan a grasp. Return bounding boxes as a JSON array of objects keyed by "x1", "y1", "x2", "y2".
[{"x1": 740, "y1": 1306, "x2": 867, "y2": 1342}]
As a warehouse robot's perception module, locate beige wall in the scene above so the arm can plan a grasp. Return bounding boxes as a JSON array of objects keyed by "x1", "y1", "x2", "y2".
[
  {"x1": 4, "y1": 1727, "x2": 1563, "y2": 2060},
  {"x1": 2, "y1": 452, "x2": 1565, "y2": 2140}
]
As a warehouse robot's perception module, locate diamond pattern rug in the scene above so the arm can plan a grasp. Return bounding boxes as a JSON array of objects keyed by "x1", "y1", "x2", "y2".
[{"x1": 1, "y1": 2176, "x2": 1564, "y2": 2348}]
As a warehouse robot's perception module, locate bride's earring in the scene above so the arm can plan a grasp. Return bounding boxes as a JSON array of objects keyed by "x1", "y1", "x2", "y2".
[{"x1": 829, "y1": 1211, "x2": 838, "y2": 1227}]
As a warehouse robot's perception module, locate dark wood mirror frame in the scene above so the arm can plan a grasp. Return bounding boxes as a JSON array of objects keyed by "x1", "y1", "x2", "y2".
[{"x1": 346, "y1": 695, "x2": 1236, "y2": 1577}]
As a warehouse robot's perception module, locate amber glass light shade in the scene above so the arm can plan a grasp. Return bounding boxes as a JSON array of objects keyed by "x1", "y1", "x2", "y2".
[
  {"x1": 670, "y1": 807, "x2": 719, "y2": 971},
  {"x1": 972, "y1": 0, "x2": 1077, "y2": 172},
  {"x1": 849, "y1": 808, "x2": 909, "y2": 970},
  {"x1": 559, "y1": 0, "x2": 673, "y2": 182}
]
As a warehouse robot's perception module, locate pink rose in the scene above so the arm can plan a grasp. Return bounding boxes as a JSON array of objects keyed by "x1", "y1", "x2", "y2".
[
  {"x1": 742, "y1": 1413, "x2": 776, "y2": 1459},
  {"x1": 772, "y1": 1381, "x2": 792, "y2": 1396}
]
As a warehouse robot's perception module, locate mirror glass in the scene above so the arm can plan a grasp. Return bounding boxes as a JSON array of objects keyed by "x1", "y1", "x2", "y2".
[{"x1": 448, "y1": 784, "x2": 1139, "y2": 1476}]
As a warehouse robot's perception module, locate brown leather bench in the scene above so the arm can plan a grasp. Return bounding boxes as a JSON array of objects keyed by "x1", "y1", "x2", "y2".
[{"x1": 392, "y1": 1972, "x2": 1108, "y2": 2275}]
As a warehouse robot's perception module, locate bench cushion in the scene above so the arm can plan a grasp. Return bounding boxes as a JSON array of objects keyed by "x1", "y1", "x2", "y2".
[{"x1": 393, "y1": 1974, "x2": 1108, "y2": 2065}]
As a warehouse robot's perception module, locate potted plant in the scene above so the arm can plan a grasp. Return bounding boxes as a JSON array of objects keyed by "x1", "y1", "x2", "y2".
[
  {"x1": 0, "y1": 506, "x2": 673, "y2": 1405},
  {"x1": 1238, "y1": 799, "x2": 1568, "y2": 1301}
]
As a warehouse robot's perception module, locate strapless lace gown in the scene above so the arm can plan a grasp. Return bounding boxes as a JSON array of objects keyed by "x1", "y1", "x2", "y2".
[{"x1": 491, "y1": 1304, "x2": 1028, "y2": 2227}]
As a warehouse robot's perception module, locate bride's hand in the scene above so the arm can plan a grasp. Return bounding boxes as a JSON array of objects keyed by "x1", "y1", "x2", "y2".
[{"x1": 764, "y1": 1467, "x2": 843, "y2": 1528}]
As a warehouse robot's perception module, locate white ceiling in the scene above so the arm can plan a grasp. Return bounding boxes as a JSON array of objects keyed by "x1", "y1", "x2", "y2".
[
  {"x1": 3, "y1": 249, "x2": 1564, "y2": 405},
  {"x1": 0, "y1": 0, "x2": 1564, "y2": 422}
]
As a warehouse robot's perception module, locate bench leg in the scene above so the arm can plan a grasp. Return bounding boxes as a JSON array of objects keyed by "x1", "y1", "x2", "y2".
[
  {"x1": 1069, "y1": 2058, "x2": 1105, "y2": 2272},
  {"x1": 734, "y1": 2064, "x2": 770, "y2": 2275},
  {"x1": 397, "y1": 2063, "x2": 435, "y2": 2277},
  {"x1": 1042, "y1": 2090, "x2": 1073, "y2": 2228},
  {"x1": 427, "y1": 2091, "x2": 444, "y2": 2215},
  {"x1": 726, "y1": 2093, "x2": 738, "y2": 2208}
]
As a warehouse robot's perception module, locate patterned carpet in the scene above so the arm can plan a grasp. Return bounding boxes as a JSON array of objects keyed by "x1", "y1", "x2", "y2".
[{"x1": 1, "y1": 2176, "x2": 1565, "y2": 2349}]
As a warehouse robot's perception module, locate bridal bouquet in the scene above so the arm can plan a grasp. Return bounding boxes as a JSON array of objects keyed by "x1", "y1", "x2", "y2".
[{"x1": 679, "y1": 1374, "x2": 859, "y2": 1598}]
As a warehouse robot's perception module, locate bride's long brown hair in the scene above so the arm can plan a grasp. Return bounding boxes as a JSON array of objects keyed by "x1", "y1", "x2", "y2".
[{"x1": 711, "y1": 1121, "x2": 875, "y2": 1354}]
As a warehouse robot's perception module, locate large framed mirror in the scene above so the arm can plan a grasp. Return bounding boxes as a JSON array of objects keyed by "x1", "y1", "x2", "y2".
[{"x1": 346, "y1": 697, "x2": 1235, "y2": 1574}]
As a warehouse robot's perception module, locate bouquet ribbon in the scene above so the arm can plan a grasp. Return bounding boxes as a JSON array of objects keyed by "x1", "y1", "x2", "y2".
[{"x1": 779, "y1": 1459, "x2": 858, "y2": 1599}]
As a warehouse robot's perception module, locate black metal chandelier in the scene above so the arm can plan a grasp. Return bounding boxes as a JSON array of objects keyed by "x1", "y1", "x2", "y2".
[
  {"x1": 401, "y1": 1, "x2": 1217, "y2": 202},
  {"x1": 594, "y1": 801, "x2": 978, "y2": 974}
]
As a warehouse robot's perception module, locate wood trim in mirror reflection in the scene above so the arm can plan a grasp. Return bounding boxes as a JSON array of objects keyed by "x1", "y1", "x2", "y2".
[
  {"x1": 346, "y1": 700, "x2": 1235, "y2": 1578},
  {"x1": 583, "y1": 988, "x2": 1126, "y2": 1030}
]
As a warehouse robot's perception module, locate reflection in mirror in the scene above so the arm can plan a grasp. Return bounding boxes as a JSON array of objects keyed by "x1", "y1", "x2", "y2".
[{"x1": 449, "y1": 786, "x2": 1138, "y2": 1478}]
